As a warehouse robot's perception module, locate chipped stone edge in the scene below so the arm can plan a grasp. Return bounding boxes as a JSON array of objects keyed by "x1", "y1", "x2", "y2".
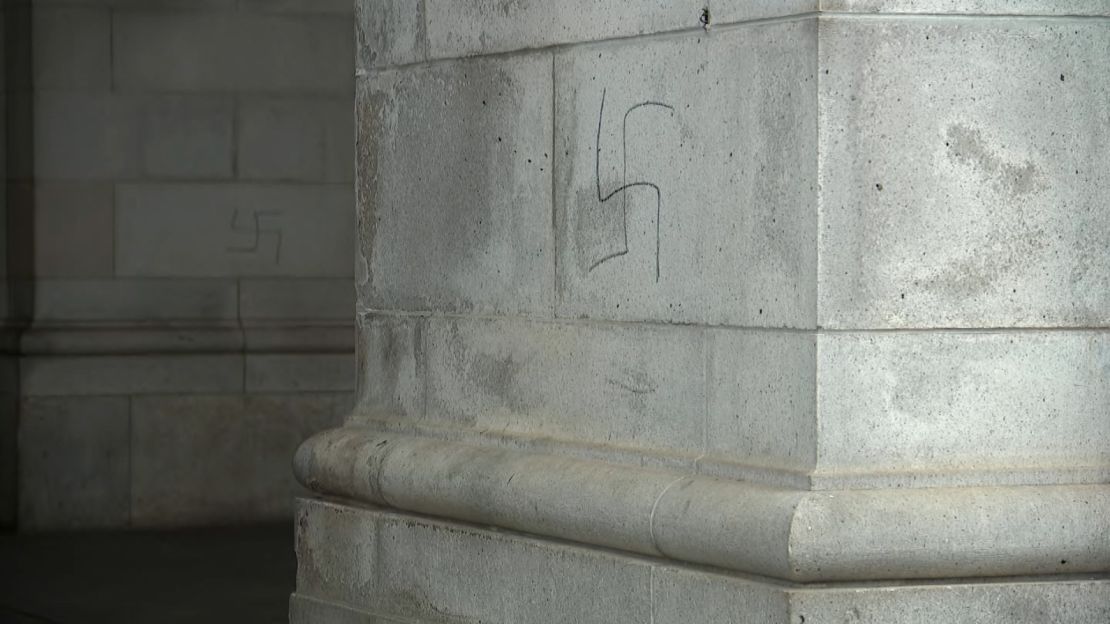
[{"x1": 294, "y1": 426, "x2": 1110, "y2": 584}]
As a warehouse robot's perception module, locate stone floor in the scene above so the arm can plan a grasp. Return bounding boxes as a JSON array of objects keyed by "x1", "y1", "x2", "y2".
[{"x1": 0, "y1": 525, "x2": 294, "y2": 623}]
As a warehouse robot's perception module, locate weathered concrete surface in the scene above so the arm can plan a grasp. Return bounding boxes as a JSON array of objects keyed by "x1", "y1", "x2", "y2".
[
  {"x1": 294, "y1": 499, "x2": 1110, "y2": 624},
  {"x1": 426, "y1": 0, "x2": 706, "y2": 59},
  {"x1": 358, "y1": 53, "x2": 554, "y2": 317},
  {"x1": 555, "y1": 20, "x2": 818, "y2": 327},
  {"x1": 295, "y1": 429, "x2": 1110, "y2": 582},
  {"x1": 420, "y1": 316, "x2": 705, "y2": 456},
  {"x1": 821, "y1": 0, "x2": 1110, "y2": 15},
  {"x1": 818, "y1": 16, "x2": 1110, "y2": 329},
  {"x1": 305, "y1": 4, "x2": 1110, "y2": 622},
  {"x1": 815, "y1": 331, "x2": 1110, "y2": 486}
]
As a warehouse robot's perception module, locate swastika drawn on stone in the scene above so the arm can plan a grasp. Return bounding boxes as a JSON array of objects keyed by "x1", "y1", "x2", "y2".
[
  {"x1": 226, "y1": 209, "x2": 284, "y2": 264},
  {"x1": 591, "y1": 88, "x2": 675, "y2": 282}
]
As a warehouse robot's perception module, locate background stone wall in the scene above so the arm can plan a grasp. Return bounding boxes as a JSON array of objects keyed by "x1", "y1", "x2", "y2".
[{"x1": 6, "y1": 0, "x2": 356, "y2": 531}]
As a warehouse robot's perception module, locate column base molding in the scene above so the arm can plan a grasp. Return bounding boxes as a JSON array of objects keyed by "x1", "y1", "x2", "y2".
[
  {"x1": 293, "y1": 498, "x2": 1110, "y2": 624},
  {"x1": 294, "y1": 426, "x2": 1110, "y2": 583}
]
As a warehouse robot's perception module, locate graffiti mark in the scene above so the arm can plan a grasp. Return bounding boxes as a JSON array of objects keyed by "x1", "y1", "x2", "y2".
[
  {"x1": 592, "y1": 88, "x2": 675, "y2": 282},
  {"x1": 227, "y1": 209, "x2": 284, "y2": 263}
]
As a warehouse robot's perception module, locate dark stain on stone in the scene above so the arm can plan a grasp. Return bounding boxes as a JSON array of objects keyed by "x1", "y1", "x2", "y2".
[{"x1": 945, "y1": 124, "x2": 1045, "y2": 197}]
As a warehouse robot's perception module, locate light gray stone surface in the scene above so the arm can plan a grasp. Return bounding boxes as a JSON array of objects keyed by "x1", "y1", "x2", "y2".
[
  {"x1": 815, "y1": 331, "x2": 1110, "y2": 484},
  {"x1": 296, "y1": 499, "x2": 653, "y2": 624},
  {"x1": 355, "y1": 0, "x2": 425, "y2": 70},
  {"x1": 554, "y1": 20, "x2": 817, "y2": 327},
  {"x1": 821, "y1": 0, "x2": 1110, "y2": 15},
  {"x1": 306, "y1": 3, "x2": 1110, "y2": 620},
  {"x1": 295, "y1": 429, "x2": 1110, "y2": 581},
  {"x1": 650, "y1": 566, "x2": 788, "y2": 624},
  {"x1": 421, "y1": 316, "x2": 705, "y2": 456},
  {"x1": 294, "y1": 499, "x2": 1110, "y2": 624},
  {"x1": 789, "y1": 580, "x2": 1110, "y2": 624},
  {"x1": 359, "y1": 53, "x2": 553, "y2": 316},
  {"x1": 19, "y1": 397, "x2": 130, "y2": 530},
  {"x1": 355, "y1": 314, "x2": 423, "y2": 420},
  {"x1": 706, "y1": 330, "x2": 816, "y2": 474},
  {"x1": 818, "y1": 16, "x2": 1110, "y2": 329},
  {"x1": 425, "y1": 0, "x2": 705, "y2": 59}
]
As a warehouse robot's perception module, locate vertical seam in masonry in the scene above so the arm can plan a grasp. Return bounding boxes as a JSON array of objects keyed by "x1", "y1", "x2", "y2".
[
  {"x1": 700, "y1": 328, "x2": 709, "y2": 471},
  {"x1": 421, "y1": 0, "x2": 430, "y2": 61},
  {"x1": 550, "y1": 52, "x2": 558, "y2": 318}
]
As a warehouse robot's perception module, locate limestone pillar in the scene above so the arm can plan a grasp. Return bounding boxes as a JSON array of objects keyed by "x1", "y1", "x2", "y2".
[{"x1": 292, "y1": 2, "x2": 1110, "y2": 621}]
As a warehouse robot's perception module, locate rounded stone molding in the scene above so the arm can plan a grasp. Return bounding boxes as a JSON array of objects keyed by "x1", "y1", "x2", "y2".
[{"x1": 295, "y1": 425, "x2": 1110, "y2": 583}]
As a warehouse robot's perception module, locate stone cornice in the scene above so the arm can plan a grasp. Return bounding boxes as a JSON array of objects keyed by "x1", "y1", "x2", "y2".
[{"x1": 295, "y1": 425, "x2": 1110, "y2": 583}]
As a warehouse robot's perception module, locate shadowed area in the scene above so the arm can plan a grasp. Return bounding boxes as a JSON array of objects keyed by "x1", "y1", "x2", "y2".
[{"x1": 0, "y1": 525, "x2": 294, "y2": 623}]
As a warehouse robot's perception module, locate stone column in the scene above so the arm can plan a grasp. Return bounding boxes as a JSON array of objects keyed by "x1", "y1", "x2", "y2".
[{"x1": 293, "y1": 2, "x2": 1110, "y2": 621}]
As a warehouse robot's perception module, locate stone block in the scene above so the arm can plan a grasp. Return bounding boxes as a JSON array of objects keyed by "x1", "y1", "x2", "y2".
[
  {"x1": 706, "y1": 329, "x2": 816, "y2": 474},
  {"x1": 815, "y1": 331, "x2": 1110, "y2": 486},
  {"x1": 425, "y1": 0, "x2": 704, "y2": 59},
  {"x1": 246, "y1": 353, "x2": 356, "y2": 393},
  {"x1": 18, "y1": 397, "x2": 130, "y2": 530},
  {"x1": 355, "y1": 0, "x2": 425, "y2": 70},
  {"x1": 33, "y1": 93, "x2": 140, "y2": 179},
  {"x1": 115, "y1": 183, "x2": 354, "y2": 278},
  {"x1": 20, "y1": 354, "x2": 243, "y2": 396},
  {"x1": 240, "y1": 278, "x2": 354, "y2": 321},
  {"x1": 422, "y1": 316, "x2": 705, "y2": 456},
  {"x1": 712, "y1": 1, "x2": 817, "y2": 24},
  {"x1": 788, "y1": 578, "x2": 1110, "y2": 623},
  {"x1": 354, "y1": 314, "x2": 423, "y2": 420},
  {"x1": 821, "y1": 0, "x2": 1110, "y2": 15},
  {"x1": 32, "y1": 6, "x2": 111, "y2": 90},
  {"x1": 112, "y1": 12, "x2": 353, "y2": 93},
  {"x1": 238, "y1": 97, "x2": 351, "y2": 183},
  {"x1": 131, "y1": 394, "x2": 349, "y2": 526},
  {"x1": 32, "y1": 182, "x2": 114, "y2": 277},
  {"x1": 295, "y1": 499, "x2": 1110, "y2": 623},
  {"x1": 554, "y1": 21, "x2": 818, "y2": 327},
  {"x1": 32, "y1": 278, "x2": 239, "y2": 323},
  {"x1": 140, "y1": 95, "x2": 234, "y2": 179},
  {"x1": 359, "y1": 53, "x2": 553, "y2": 316},
  {"x1": 650, "y1": 566, "x2": 787, "y2": 624},
  {"x1": 817, "y1": 16, "x2": 1110, "y2": 329},
  {"x1": 296, "y1": 499, "x2": 652, "y2": 624}
]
